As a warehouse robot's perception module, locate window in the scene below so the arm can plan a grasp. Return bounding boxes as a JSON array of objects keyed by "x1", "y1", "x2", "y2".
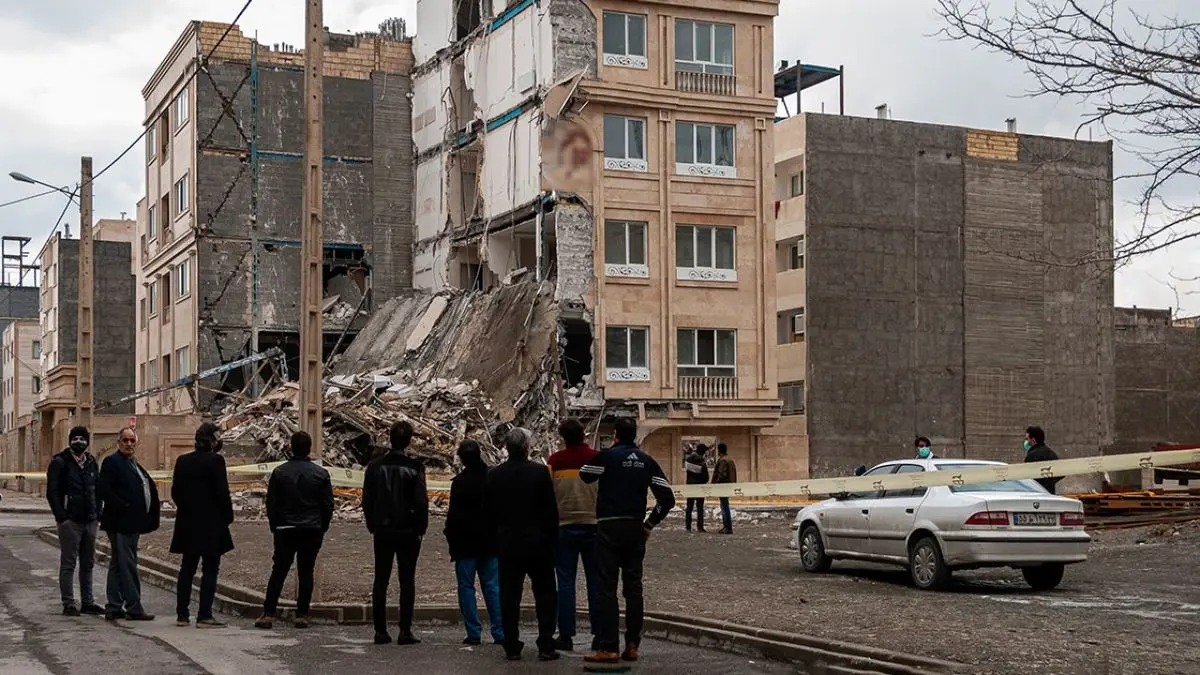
[
  {"x1": 174, "y1": 174, "x2": 189, "y2": 217},
  {"x1": 31, "y1": 341, "x2": 41, "y2": 359},
  {"x1": 677, "y1": 328, "x2": 736, "y2": 377},
  {"x1": 787, "y1": 236, "x2": 805, "y2": 270},
  {"x1": 139, "y1": 363, "x2": 146, "y2": 390},
  {"x1": 176, "y1": 346, "x2": 190, "y2": 377},
  {"x1": 675, "y1": 122, "x2": 736, "y2": 177},
  {"x1": 32, "y1": 376, "x2": 42, "y2": 394},
  {"x1": 148, "y1": 282, "x2": 158, "y2": 317},
  {"x1": 790, "y1": 171, "x2": 804, "y2": 197},
  {"x1": 604, "y1": 220, "x2": 648, "y2": 278},
  {"x1": 139, "y1": 298, "x2": 147, "y2": 328},
  {"x1": 602, "y1": 11, "x2": 647, "y2": 68},
  {"x1": 146, "y1": 124, "x2": 157, "y2": 163},
  {"x1": 780, "y1": 381, "x2": 805, "y2": 416},
  {"x1": 147, "y1": 205, "x2": 157, "y2": 242},
  {"x1": 605, "y1": 326, "x2": 650, "y2": 381},
  {"x1": 847, "y1": 464, "x2": 898, "y2": 499},
  {"x1": 938, "y1": 463, "x2": 1049, "y2": 494},
  {"x1": 173, "y1": 88, "x2": 189, "y2": 129},
  {"x1": 675, "y1": 224, "x2": 736, "y2": 281},
  {"x1": 176, "y1": 259, "x2": 190, "y2": 299},
  {"x1": 148, "y1": 360, "x2": 158, "y2": 388},
  {"x1": 777, "y1": 309, "x2": 805, "y2": 344},
  {"x1": 162, "y1": 354, "x2": 172, "y2": 384},
  {"x1": 158, "y1": 114, "x2": 170, "y2": 160},
  {"x1": 603, "y1": 115, "x2": 647, "y2": 172},
  {"x1": 675, "y1": 20, "x2": 734, "y2": 74}
]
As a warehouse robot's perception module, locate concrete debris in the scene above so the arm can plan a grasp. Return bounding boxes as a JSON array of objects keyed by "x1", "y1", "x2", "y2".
[{"x1": 323, "y1": 295, "x2": 361, "y2": 330}]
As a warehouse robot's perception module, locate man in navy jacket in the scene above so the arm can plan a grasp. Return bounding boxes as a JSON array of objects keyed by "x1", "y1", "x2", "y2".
[{"x1": 98, "y1": 427, "x2": 161, "y2": 621}]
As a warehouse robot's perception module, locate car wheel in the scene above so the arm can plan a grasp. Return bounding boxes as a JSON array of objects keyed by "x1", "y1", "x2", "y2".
[
  {"x1": 1022, "y1": 564, "x2": 1065, "y2": 591},
  {"x1": 908, "y1": 536, "x2": 951, "y2": 590},
  {"x1": 799, "y1": 524, "x2": 831, "y2": 573}
]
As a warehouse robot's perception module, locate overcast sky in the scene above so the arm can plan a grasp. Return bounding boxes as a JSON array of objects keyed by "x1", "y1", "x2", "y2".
[{"x1": 1, "y1": 0, "x2": 1195, "y2": 313}]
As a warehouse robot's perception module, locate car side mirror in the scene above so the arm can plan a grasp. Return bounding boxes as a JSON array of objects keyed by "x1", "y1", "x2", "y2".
[{"x1": 854, "y1": 465, "x2": 867, "y2": 476}]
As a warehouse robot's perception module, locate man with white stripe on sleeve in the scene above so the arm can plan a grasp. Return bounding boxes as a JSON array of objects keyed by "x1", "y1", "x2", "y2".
[{"x1": 580, "y1": 417, "x2": 676, "y2": 665}]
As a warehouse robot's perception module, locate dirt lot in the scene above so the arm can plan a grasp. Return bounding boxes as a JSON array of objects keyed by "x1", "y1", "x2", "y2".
[{"x1": 141, "y1": 513, "x2": 1200, "y2": 675}]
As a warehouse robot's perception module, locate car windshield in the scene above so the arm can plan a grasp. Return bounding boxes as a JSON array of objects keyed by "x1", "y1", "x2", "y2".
[{"x1": 934, "y1": 463, "x2": 1048, "y2": 494}]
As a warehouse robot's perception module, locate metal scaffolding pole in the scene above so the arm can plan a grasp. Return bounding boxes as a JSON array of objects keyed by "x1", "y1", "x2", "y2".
[{"x1": 299, "y1": 0, "x2": 325, "y2": 457}]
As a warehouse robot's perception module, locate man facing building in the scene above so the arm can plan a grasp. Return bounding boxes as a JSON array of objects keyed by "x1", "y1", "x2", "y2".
[
  {"x1": 46, "y1": 425, "x2": 103, "y2": 616},
  {"x1": 547, "y1": 418, "x2": 599, "y2": 652},
  {"x1": 170, "y1": 423, "x2": 235, "y2": 627}
]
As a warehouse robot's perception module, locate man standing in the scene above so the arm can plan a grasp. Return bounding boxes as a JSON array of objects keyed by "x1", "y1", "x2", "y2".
[
  {"x1": 255, "y1": 431, "x2": 334, "y2": 630},
  {"x1": 443, "y1": 439, "x2": 503, "y2": 646},
  {"x1": 170, "y1": 422, "x2": 234, "y2": 627},
  {"x1": 46, "y1": 425, "x2": 103, "y2": 616},
  {"x1": 547, "y1": 418, "x2": 599, "y2": 652},
  {"x1": 485, "y1": 428, "x2": 559, "y2": 662},
  {"x1": 98, "y1": 427, "x2": 160, "y2": 621},
  {"x1": 1023, "y1": 426, "x2": 1062, "y2": 494},
  {"x1": 683, "y1": 443, "x2": 709, "y2": 532},
  {"x1": 581, "y1": 418, "x2": 676, "y2": 665},
  {"x1": 915, "y1": 436, "x2": 935, "y2": 459},
  {"x1": 363, "y1": 421, "x2": 429, "y2": 646},
  {"x1": 711, "y1": 443, "x2": 738, "y2": 535}
]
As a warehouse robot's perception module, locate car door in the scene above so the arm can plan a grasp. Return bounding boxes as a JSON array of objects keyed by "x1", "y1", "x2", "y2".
[
  {"x1": 823, "y1": 465, "x2": 896, "y2": 555},
  {"x1": 868, "y1": 464, "x2": 928, "y2": 559}
]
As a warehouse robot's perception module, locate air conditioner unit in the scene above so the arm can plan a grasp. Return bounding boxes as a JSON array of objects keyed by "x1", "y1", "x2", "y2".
[
  {"x1": 792, "y1": 314, "x2": 806, "y2": 335},
  {"x1": 516, "y1": 70, "x2": 536, "y2": 94}
]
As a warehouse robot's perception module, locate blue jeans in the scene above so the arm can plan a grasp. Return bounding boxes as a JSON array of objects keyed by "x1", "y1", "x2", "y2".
[
  {"x1": 455, "y1": 557, "x2": 503, "y2": 642},
  {"x1": 719, "y1": 497, "x2": 733, "y2": 531},
  {"x1": 555, "y1": 524, "x2": 599, "y2": 639}
]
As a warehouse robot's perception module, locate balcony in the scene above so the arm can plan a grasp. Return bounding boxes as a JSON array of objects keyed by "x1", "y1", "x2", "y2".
[
  {"x1": 677, "y1": 375, "x2": 739, "y2": 400},
  {"x1": 675, "y1": 70, "x2": 736, "y2": 97}
]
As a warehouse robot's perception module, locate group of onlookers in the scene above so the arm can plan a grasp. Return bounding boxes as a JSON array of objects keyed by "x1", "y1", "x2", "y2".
[{"x1": 682, "y1": 442, "x2": 738, "y2": 534}]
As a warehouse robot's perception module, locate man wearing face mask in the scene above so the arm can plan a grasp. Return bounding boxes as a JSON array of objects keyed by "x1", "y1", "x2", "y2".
[
  {"x1": 914, "y1": 436, "x2": 935, "y2": 460},
  {"x1": 46, "y1": 426, "x2": 104, "y2": 616},
  {"x1": 1022, "y1": 426, "x2": 1061, "y2": 493}
]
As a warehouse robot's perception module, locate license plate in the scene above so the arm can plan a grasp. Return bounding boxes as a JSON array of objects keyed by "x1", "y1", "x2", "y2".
[{"x1": 1013, "y1": 512, "x2": 1057, "y2": 527}]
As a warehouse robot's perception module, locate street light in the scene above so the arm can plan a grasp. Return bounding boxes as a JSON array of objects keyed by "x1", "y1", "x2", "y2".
[{"x1": 8, "y1": 171, "x2": 78, "y2": 202}]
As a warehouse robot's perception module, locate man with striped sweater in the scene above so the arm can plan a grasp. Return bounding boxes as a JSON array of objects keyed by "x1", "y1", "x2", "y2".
[
  {"x1": 547, "y1": 418, "x2": 600, "y2": 651},
  {"x1": 580, "y1": 418, "x2": 676, "y2": 665}
]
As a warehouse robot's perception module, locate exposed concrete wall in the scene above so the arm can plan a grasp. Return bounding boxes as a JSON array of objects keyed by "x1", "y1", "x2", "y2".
[
  {"x1": 802, "y1": 113, "x2": 1113, "y2": 476},
  {"x1": 372, "y1": 70, "x2": 415, "y2": 301},
  {"x1": 1112, "y1": 310, "x2": 1200, "y2": 453}
]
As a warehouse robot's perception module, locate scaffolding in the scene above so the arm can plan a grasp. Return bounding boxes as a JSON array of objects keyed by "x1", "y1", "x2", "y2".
[{"x1": 0, "y1": 237, "x2": 38, "y2": 287}]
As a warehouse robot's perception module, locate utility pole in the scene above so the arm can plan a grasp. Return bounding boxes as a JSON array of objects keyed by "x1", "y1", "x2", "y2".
[
  {"x1": 76, "y1": 156, "x2": 94, "y2": 430},
  {"x1": 299, "y1": 0, "x2": 325, "y2": 457}
]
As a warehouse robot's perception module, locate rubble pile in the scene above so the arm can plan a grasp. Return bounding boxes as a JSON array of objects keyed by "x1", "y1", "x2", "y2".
[{"x1": 217, "y1": 368, "x2": 558, "y2": 473}]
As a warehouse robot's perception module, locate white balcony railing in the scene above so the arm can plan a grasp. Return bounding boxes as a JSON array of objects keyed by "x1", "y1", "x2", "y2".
[
  {"x1": 677, "y1": 375, "x2": 739, "y2": 400},
  {"x1": 675, "y1": 70, "x2": 736, "y2": 97}
]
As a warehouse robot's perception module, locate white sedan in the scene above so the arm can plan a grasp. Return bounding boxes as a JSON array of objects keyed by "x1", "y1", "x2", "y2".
[{"x1": 791, "y1": 458, "x2": 1091, "y2": 590}]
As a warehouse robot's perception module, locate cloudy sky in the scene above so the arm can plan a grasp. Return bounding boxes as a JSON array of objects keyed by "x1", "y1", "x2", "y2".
[{"x1": 1, "y1": 0, "x2": 1196, "y2": 313}]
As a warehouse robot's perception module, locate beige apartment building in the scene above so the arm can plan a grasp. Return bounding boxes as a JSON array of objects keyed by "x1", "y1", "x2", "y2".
[
  {"x1": 2, "y1": 319, "x2": 42, "y2": 432},
  {"x1": 412, "y1": 0, "x2": 785, "y2": 480}
]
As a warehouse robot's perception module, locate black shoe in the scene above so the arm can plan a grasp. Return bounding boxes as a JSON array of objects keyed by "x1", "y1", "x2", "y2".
[
  {"x1": 62, "y1": 605, "x2": 81, "y2": 617},
  {"x1": 462, "y1": 636, "x2": 482, "y2": 646},
  {"x1": 105, "y1": 610, "x2": 125, "y2": 621},
  {"x1": 505, "y1": 640, "x2": 525, "y2": 660},
  {"x1": 374, "y1": 631, "x2": 392, "y2": 645},
  {"x1": 591, "y1": 636, "x2": 601, "y2": 651},
  {"x1": 553, "y1": 636, "x2": 573, "y2": 651},
  {"x1": 126, "y1": 612, "x2": 156, "y2": 621},
  {"x1": 80, "y1": 603, "x2": 104, "y2": 615},
  {"x1": 395, "y1": 630, "x2": 421, "y2": 645},
  {"x1": 538, "y1": 650, "x2": 560, "y2": 662}
]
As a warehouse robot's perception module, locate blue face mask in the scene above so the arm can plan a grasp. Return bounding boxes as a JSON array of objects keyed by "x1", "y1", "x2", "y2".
[
  {"x1": 917, "y1": 446, "x2": 931, "y2": 459},
  {"x1": 1023, "y1": 440, "x2": 1032, "y2": 452}
]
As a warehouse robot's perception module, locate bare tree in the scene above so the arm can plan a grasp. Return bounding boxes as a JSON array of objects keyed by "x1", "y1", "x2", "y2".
[{"x1": 936, "y1": 0, "x2": 1200, "y2": 263}]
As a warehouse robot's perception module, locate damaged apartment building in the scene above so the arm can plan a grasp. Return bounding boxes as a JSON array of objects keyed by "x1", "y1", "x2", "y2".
[
  {"x1": 136, "y1": 20, "x2": 414, "y2": 413},
  {"x1": 411, "y1": 0, "x2": 788, "y2": 482}
]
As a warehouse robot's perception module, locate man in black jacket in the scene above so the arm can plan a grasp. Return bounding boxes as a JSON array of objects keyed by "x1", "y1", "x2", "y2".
[
  {"x1": 363, "y1": 420, "x2": 429, "y2": 645},
  {"x1": 255, "y1": 431, "x2": 334, "y2": 630},
  {"x1": 581, "y1": 418, "x2": 676, "y2": 665},
  {"x1": 443, "y1": 439, "x2": 503, "y2": 646},
  {"x1": 170, "y1": 422, "x2": 235, "y2": 627},
  {"x1": 484, "y1": 427, "x2": 559, "y2": 662},
  {"x1": 683, "y1": 443, "x2": 710, "y2": 532},
  {"x1": 98, "y1": 427, "x2": 161, "y2": 621},
  {"x1": 1023, "y1": 425, "x2": 1062, "y2": 494},
  {"x1": 46, "y1": 425, "x2": 103, "y2": 616}
]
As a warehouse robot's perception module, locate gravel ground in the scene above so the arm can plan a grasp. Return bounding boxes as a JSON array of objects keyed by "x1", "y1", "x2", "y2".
[{"x1": 139, "y1": 513, "x2": 1200, "y2": 675}]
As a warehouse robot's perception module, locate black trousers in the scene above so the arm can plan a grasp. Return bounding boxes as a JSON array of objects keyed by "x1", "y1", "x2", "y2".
[
  {"x1": 263, "y1": 529, "x2": 324, "y2": 617},
  {"x1": 594, "y1": 519, "x2": 647, "y2": 653},
  {"x1": 685, "y1": 497, "x2": 706, "y2": 529},
  {"x1": 176, "y1": 553, "x2": 222, "y2": 621},
  {"x1": 498, "y1": 552, "x2": 557, "y2": 656},
  {"x1": 372, "y1": 533, "x2": 422, "y2": 633}
]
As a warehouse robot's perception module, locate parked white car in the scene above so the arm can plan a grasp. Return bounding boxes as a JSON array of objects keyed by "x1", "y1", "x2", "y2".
[{"x1": 791, "y1": 459, "x2": 1091, "y2": 590}]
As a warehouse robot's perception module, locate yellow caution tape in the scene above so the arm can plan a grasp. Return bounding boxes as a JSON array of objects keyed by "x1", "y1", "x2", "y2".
[{"x1": 4, "y1": 449, "x2": 1193, "y2": 500}]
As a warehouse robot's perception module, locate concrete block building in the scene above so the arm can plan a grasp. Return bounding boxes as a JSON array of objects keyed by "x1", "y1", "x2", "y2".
[
  {"x1": 2, "y1": 319, "x2": 41, "y2": 431},
  {"x1": 771, "y1": 112, "x2": 1116, "y2": 477},
  {"x1": 136, "y1": 21, "x2": 415, "y2": 413},
  {"x1": 0, "y1": 284, "x2": 39, "y2": 433},
  {"x1": 411, "y1": 0, "x2": 785, "y2": 482},
  {"x1": 1111, "y1": 307, "x2": 1200, "y2": 453}
]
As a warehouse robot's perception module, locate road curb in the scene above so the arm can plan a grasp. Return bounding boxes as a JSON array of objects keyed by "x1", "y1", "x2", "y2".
[{"x1": 36, "y1": 528, "x2": 960, "y2": 673}]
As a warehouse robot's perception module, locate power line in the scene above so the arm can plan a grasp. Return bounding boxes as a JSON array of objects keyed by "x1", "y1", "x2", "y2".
[
  {"x1": 22, "y1": 0, "x2": 256, "y2": 253},
  {"x1": 0, "y1": 188, "x2": 61, "y2": 209}
]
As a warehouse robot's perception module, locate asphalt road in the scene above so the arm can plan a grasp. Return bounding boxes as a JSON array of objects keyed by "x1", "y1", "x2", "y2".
[{"x1": 0, "y1": 514, "x2": 793, "y2": 675}]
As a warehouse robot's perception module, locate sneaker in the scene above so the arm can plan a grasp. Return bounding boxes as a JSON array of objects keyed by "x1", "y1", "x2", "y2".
[
  {"x1": 374, "y1": 631, "x2": 392, "y2": 645},
  {"x1": 537, "y1": 650, "x2": 560, "y2": 662},
  {"x1": 196, "y1": 618, "x2": 226, "y2": 628},
  {"x1": 62, "y1": 605, "x2": 81, "y2": 617},
  {"x1": 553, "y1": 636, "x2": 573, "y2": 652},
  {"x1": 584, "y1": 651, "x2": 621, "y2": 664},
  {"x1": 80, "y1": 603, "x2": 105, "y2": 615},
  {"x1": 126, "y1": 613, "x2": 156, "y2": 621},
  {"x1": 176, "y1": 618, "x2": 191, "y2": 627},
  {"x1": 254, "y1": 615, "x2": 274, "y2": 630},
  {"x1": 293, "y1": 616, "x2": 311, "y2": 629},
  {"x1": 395, "y1": 630, "x2": 421, "y2": 646},
  {"x1": 462, "y1": 636, "x2": 482, "y2": 646},
  {"x1": 621, "y1": 643, "x2": 640, "y2": 662}
]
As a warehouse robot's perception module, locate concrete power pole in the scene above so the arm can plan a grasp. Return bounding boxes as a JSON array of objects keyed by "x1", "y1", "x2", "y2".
[
  {"x1": 299, "y1": 0, "x2": 325, "y2": 457},
  {"x1": 76, "y1": 156, "x2": 94, "y2": 430}
]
